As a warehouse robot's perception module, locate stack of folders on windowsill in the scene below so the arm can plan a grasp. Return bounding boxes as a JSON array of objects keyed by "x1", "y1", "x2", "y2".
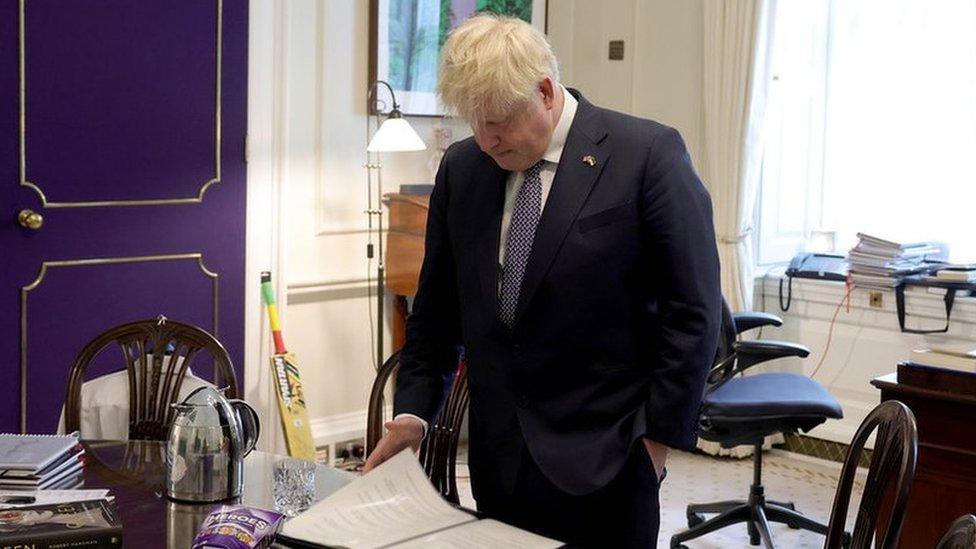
[
  {"x1": 0, "y1": 433, "x2": 85, "y2": 490},
  {"x1": 847, "y1": 233, "x2": 941, "y2": 289},
  {"x1": 909, "y1": 348, "x2": 976, "y2": 374}
]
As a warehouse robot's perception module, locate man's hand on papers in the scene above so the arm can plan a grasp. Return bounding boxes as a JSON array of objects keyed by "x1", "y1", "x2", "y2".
[{"x1": 362, "y1": 417, "x2": 425, "y2": 473}]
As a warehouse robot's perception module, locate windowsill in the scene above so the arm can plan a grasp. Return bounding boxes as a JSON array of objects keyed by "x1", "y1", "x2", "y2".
[{"x1": 753, "y1": 271, "x2": 976, "y2": 330}]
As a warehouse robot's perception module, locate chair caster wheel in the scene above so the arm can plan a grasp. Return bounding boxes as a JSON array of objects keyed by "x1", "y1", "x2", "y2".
[
  {"x1": 750, "y1": 535, "x2": 761, "y2": 546},
  {"x1": 842, "y1": 531, "x2": 852, "y2": 548},
  {"x1": 670, "y1": 544, "x2": 689, "y2": 549},
  {"x1": 787, "y1": 521, "x2": 801, "y2": 529},
  {"x1": 686, "y1": 511, "x2": 705, "y2": 527}
]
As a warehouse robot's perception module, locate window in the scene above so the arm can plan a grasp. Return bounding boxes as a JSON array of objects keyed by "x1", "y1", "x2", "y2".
[{"x1": 757, "y1": 0, "x2": 976, "y2": 265}]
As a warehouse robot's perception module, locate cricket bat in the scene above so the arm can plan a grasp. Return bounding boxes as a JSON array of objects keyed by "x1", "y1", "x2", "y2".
[{"x1": 261, "y1": 272, "x2": 316, "y2": 460}]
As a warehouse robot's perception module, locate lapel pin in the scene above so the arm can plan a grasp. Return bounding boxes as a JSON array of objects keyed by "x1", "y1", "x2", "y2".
[{"x1": 582, "y1": 155, "x2": 596, "y2": 167}]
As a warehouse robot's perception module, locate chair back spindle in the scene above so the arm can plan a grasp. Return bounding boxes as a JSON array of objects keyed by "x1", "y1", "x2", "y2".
[{"x1": 365, "y1": 351, "x2": 469, "y2": 504}]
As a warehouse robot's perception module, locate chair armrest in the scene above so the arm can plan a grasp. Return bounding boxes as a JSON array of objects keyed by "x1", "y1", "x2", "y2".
[
  {"x1": 707, "y1": 340, "x2": 811, "y2": 391},
  {"x1": 732, "y1": 311, "x2": 783, "y2": 334},
  {"x1": 734, "y1": 339, "x2": 810, "y2": 362}
]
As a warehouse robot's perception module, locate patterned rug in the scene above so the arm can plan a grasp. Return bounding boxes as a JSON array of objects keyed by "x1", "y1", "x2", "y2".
[{"x1": 455, "y1": 448, "x2": 864, "y2": 548}]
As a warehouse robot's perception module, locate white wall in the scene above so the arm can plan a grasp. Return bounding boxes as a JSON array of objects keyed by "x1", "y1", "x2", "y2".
[
  {"x1": 258, "y1": 0, "x2": 705, "y2": 451},
  {"x1": 548, "y1": 0, "x2": 705, "y2": 168},
  {"x1": 273, "y1": 0, "x2": 469, "y2": 451}
]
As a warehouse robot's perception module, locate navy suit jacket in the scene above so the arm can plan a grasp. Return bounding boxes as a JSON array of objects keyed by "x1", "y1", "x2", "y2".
[{"x1": 394, "y1": 90, "x2": 721, "y2": 499}]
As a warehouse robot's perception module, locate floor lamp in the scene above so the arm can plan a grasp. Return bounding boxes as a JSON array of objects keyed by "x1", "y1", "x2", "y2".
[{"x1": 365, "y1": 81, "x2": 426, "y2": 371}]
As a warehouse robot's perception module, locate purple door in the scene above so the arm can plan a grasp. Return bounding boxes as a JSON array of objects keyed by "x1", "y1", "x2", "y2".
[{"x1": 0, "y1": 1, "x2": 247, "y2": 433}]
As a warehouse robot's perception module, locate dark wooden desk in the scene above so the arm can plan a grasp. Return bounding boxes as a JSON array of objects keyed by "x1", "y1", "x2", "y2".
[
  {"x1": 384, "y1": 193, "x2": 429, "y2": 352},
  {"x1": 80, "y1": 441, "x2": 352, "y2": 548},
  {"x1": 871, "y1": 366, "x2": 976, "y2": 547}
]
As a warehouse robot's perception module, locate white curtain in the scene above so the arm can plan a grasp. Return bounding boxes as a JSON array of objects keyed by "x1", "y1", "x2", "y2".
[
  {"x1": 699, "y1": 0, "x2": 778, "y2": 458},
  {"x1": 701, "y1": 0, "x2": 776, "y2": 312}
]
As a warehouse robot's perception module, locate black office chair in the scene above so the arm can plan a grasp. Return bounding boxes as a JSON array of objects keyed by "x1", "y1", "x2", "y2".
[{"x1": 671, "y1": 300, "x2": 846, "y2": 548}]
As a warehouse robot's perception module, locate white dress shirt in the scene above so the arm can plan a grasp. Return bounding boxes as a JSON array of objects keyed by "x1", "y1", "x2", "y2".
[
  {"x1": 499, "y1": 85, "x2": 579, "y2": 268},
  {"x1": 395, "y1": 85, "x2": 579, "y2": 436}
]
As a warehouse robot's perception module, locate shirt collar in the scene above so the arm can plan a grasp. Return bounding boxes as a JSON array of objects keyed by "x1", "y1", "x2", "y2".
[{"x1": 542, "y1": 84, "x2": 578, "y2": 164}]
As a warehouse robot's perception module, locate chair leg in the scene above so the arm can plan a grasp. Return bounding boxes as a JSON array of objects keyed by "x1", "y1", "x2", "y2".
[
  {"x1": 767, "y1": 500, "x2": 795, "y2": 510},
  {"x1": 688, "y1": 499, "x2": 745, "y2": 514},
  {"x1": 753, "y1": 505, "x2": 776, "y2": 548},
  {"x1": 670, "y1": 503, "x2": 752, "y2": 548},
  {"x1": 765, "y1": 503, "x2": 829, "y2": 534}
]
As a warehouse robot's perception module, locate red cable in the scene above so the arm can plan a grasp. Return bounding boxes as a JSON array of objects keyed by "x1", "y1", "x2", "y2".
[{"x1": 810, "y1": 279, "x2": 854, "y2": 381}]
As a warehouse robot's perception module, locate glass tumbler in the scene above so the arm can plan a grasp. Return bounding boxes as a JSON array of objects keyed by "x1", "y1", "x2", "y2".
[{"x1": 273, "y1": 458, "x2": 316, "y2": 517}]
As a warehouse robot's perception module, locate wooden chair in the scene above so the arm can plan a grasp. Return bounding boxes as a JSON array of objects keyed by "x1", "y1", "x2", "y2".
[
  {"x1": 937, "y1": 515, "x2": 976, "y2": 549},
  {"x1": 65, "y1": 317, "x2": 238, "y2": 441},
  {"x1": 365, "y1": 350, "x2": 470, "y2": 504},
  {"x1": 824, "y1": 400, "x2": 918, "y2": 549}
]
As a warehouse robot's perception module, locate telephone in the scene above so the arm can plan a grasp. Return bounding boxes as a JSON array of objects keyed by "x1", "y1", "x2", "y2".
[
  {"x1": 786, "y1": 253, "x2": 849, "y2": 281},
  {"x1": 780, "y1": 253, "x2": 849, "y2": 311}
]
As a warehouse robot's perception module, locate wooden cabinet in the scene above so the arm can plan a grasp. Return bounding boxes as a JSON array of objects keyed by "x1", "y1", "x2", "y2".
[
  {"x1": 384, "y1": 193, "x2": 429, "y2": 352},
  {"x1": 871, "y1": 365, "x2": 976, "y2": 547}
]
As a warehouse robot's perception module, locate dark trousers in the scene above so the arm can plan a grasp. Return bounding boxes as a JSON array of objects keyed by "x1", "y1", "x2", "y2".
[{"x1": 477, "y1": 441, "x2": 661, "y2": 548}]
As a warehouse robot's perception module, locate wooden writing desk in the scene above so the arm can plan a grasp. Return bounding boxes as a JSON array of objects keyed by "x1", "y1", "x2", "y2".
[
  {"x1": 384, "y1": 193, "x2": 430, "y2": 352},
  {"x1": 871, "y1": 364, "x2": 976, "y2": 547}
]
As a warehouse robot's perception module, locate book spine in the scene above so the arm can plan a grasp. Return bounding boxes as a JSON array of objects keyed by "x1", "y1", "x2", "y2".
[{"x1": 2, "y1": 527, "x2": 123, "y2": 549}]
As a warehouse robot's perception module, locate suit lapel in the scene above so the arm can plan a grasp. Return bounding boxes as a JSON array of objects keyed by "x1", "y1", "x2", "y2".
[
  {"x1": 514, "y1": 94, "x2": 610, "y2": 325},
  {"x1": 472, "y1": 156, "x2": 509, "y2": 318}
]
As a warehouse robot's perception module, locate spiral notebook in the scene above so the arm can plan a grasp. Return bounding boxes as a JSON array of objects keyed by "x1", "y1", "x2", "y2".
[{"x1": 0, "y1": 433, "x2": 81, "y2": 474}]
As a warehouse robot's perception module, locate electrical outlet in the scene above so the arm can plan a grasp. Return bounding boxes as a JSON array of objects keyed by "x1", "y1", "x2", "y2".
[{"x1": 869, "y1": 291, "x2": 883, "y2": 308}]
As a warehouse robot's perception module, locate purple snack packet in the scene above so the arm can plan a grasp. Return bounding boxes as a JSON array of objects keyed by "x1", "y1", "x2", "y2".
[{"x1": 191, "y1": 505, "x2": 285, "y2": 549}]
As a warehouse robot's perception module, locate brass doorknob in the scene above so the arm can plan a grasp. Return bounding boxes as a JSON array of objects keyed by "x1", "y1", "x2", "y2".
[{"x1": 18, "y1": 209, "x2": 43, "y2": 230}]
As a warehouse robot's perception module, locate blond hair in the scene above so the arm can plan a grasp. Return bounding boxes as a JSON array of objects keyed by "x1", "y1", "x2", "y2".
[{"x1": 437, "y1": 13, "x2": 559, "y2": 124}]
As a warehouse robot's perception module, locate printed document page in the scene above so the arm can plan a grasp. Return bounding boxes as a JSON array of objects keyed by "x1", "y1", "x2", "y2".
[
  {"x1": 392, "y1": 518, "x2": 563, "y2": 548},
  {"x1": 281, "y1": 449, "x2": 475, "y2": 548}
]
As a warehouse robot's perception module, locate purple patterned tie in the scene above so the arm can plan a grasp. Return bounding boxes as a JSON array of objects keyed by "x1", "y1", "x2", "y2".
[{"x1": 499, "y1": 160, "x2": 546, "y2": 327}]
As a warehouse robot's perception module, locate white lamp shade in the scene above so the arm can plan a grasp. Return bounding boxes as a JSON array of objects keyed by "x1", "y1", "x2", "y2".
[{"x1": 367, "y1": 117, "x2": 427, "y2": 152}]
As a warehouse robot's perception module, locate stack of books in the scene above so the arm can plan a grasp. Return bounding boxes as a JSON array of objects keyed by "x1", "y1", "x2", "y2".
[
  {"x1": 0, "y1": 433, "x2": 85, "y2": 490},
  {"x1": 909, "y1": 348, "x2": 976, "y2": 373},
  {"x1": 847, "y1": 233, "x2": 940, "y2": 289}
]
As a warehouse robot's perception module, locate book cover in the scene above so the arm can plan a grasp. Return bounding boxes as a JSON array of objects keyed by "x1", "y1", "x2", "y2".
[{"x1": 0, "y1": 499, "x2": 122, "y2": 548}]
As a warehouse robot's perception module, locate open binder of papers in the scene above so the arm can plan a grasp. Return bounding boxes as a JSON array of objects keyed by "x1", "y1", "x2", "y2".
[{"x1": 279, "y1": 449, "x2": 562, "y2": 549}]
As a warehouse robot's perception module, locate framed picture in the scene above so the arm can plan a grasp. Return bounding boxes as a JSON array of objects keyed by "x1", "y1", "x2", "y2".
[{"x1": 369, "y1": 0, "x2": 548, "y2": 117}]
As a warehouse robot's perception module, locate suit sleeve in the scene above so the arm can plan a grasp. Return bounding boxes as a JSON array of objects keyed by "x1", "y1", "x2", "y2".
[
  {"x1": 639, "y1": 127, "x2": 722, "y2": 451},
  {"x1": 393, "y1": 148, "x2": 463, "y2": 425}
]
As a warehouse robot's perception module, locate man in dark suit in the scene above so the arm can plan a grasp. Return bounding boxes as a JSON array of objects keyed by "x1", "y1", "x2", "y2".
[{"x1": 364, "y1": 13, "x2": 721, "y2": 547}]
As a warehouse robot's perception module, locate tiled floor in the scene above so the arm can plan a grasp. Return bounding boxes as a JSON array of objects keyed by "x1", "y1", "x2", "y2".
[{"x1": 455, "y1": 448, "x2": 864, "y2": 548}]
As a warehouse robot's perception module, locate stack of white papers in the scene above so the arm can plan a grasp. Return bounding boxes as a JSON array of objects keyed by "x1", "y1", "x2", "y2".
[{"x1": 847, "y1": 233, "x2": 940, "y2": 289}]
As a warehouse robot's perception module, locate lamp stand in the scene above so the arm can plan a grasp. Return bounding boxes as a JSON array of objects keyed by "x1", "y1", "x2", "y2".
[
  {"x1": 365, "y1": 79, "x2": 425, "y2": 373},
  {"x1": 365, "y1": 157, "x2": 385, "y2": 372}
]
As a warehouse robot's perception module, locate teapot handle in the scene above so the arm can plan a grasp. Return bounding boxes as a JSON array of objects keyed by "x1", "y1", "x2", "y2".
[{"x1": 229, "y1": 399, "x2": 260, "y2": 457}]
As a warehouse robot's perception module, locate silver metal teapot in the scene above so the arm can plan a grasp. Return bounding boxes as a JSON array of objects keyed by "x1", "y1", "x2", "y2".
[{"x1": 165, "y1": 386, "x2": 260, "y2": 502}]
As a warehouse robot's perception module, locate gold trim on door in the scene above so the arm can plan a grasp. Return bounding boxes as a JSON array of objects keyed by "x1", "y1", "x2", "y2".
[
  {"x1": 18, "y1": 0, "x2": 223, "y2": 208},
  {"x1": 19, "y1": 253, "x2": 219, "y2": 433}
]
